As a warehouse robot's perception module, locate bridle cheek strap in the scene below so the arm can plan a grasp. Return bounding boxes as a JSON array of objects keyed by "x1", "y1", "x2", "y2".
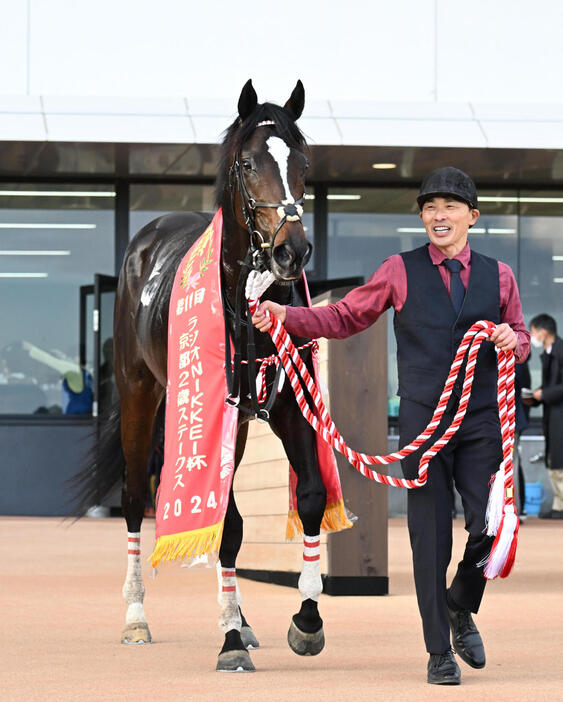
[{"x1": 230, "y1": 155, "x2": 305, "y2": 258}]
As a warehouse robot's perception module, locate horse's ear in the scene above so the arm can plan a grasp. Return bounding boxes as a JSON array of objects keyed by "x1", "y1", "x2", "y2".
[
  {"x1": 238, "y1": 79, "x2": 258, "y2": 121},
  {"x1": 284, "y1": 80, "x2": 305, "y2": 120}
]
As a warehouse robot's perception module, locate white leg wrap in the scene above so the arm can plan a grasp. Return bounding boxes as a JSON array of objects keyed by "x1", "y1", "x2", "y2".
[
  {"x1": 218, "y1": 567, "x2": 242, "y2": 633},
  {"x1": 122, "y1": 532, "x2": 147, "y2": 625},
  {"x1": 298, "y1": 535, "x2": 322, "y2": 602},
  {"x1": 216, "y1": 561, "x2": 242, "y2": 606}
]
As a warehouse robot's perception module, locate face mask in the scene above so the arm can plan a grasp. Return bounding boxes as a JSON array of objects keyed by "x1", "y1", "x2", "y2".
[{"x1": 531, "y1": 335, "x2": 543, "y2": 349}]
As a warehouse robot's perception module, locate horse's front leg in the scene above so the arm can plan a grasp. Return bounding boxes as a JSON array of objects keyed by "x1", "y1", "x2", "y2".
[
  {"x1": 270, "y1": 398, "x2": 327, "y2": 656},
  {"x1": 216, "y1": 422, "x2": 256, "y2": 672}
]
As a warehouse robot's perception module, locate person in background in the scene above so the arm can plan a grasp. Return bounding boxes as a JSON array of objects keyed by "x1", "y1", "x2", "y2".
[
  {"x1": 253, "y1": 167, "x2": 530, "y2": 685},
  {"x1": 528, "y1": 314, "x2": 563, "y2": 519}
]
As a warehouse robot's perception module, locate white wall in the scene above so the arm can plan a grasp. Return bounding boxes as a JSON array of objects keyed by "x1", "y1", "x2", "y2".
[{"x1": 1, "y1": 0, "x2": 562, "y2": 104}]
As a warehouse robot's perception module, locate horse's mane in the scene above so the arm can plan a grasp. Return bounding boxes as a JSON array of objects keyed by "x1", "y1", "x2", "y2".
[{"x1": 215, "y1": 102, "x2": 307, "y2": 208}]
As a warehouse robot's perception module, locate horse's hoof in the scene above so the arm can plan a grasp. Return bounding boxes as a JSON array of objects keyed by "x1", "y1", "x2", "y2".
[
  {"x1": 287, "y1": 620, "x2": 325, "y2": 656},
  {"x1": 121, "y1": 622, "x2": 152, "y2": 645},
  {"x1": 241, "y1": 625, "x2": 260, "y2": 649},
  {"x1": 216, "y1": 649, "x2": 255, "y2": 672}
]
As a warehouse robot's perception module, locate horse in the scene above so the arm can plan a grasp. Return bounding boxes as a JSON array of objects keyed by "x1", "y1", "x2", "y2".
[{"x1": 74, "y1": 79, "x2": 332, "y2": 673}]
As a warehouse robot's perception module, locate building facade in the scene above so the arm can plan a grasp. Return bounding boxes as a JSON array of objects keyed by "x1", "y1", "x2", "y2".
[{"x1": 1, "y1": 1, "x2": 562, "y2": 514}]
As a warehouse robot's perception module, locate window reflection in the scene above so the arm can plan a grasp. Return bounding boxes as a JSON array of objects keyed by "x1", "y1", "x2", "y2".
[
  {"x1": 129, "y1": 144, "x2": 216, "y2": 177},
  {"x1": 0, "y1": 142, "x2": 114, "y2": 176},
  {"x1": 519, "y1": 190, "x2": 563, "y2": 402},
  {"x1": 0, "y1": 184, "x2": 115, "y2": 414},
  {"x1": 129, "y1": 184, "x2": 216, "y2": 237},
  {"x1": 328, "y1": 187, "x2": 422, "y2": 416}
]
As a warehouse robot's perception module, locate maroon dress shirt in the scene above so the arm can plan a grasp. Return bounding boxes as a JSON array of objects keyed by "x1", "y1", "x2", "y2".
[{"x1": 285, "y1": 242, "x2": 530, "y2": 363}]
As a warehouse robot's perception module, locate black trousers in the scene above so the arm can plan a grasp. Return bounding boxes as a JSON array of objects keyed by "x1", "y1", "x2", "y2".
[{"x1": 399, "y1": 398, "x2": 501, "y2": 654}]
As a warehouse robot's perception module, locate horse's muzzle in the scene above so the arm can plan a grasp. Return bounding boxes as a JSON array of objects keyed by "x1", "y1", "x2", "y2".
[{"x1": 272, "y1": 240, "x2": 312, "y2": 280}]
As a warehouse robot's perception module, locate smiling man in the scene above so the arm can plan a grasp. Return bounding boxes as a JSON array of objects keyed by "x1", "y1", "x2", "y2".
[{"x1": 252, "y1": 166, "x2": 530, "y2": 685}]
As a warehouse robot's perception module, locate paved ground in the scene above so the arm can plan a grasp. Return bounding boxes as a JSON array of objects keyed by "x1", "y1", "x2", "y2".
[{"x1": 2, "y1": 516, "x2": 562, "y2": 702}]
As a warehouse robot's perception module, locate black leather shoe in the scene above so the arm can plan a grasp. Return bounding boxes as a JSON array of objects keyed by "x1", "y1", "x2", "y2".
[
  {"x1": 447, "y1": 599, "x2": 486, "y2": 669},
  {"x1": 427, "y1": 650, "x2": 461, "y2": 685}
]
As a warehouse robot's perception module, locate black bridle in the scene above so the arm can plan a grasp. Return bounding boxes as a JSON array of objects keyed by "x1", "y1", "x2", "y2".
[
  {"x1": 224, "y1": 132, "x2": 308, "y2": 422},
  {"x1": 229, "y1": 152, "x2": 306, "y2": 271}
]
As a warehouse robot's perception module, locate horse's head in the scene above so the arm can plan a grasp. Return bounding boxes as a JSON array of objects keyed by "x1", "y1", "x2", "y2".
[{"x1": 219, "y1": 79, "x2": 312, "y2": 282}]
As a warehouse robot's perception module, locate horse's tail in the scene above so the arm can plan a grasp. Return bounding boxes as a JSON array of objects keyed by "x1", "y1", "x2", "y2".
[{"x1": 66, "y1": 402, "x2": 125, "y2": 517}]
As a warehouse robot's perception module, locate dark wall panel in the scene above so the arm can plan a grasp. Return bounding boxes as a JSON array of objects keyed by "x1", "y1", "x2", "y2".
[{"x1": 1, "y1": 420, "x2": 95, "y2": 516}]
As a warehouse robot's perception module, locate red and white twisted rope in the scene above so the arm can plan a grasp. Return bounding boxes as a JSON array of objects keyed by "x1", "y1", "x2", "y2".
[
  {"x1": 245, "y1": 271, "x2": 519, "y2": 579},
  {"x1": 234, "y1": 339, "x2": 317, "y2": 402}
]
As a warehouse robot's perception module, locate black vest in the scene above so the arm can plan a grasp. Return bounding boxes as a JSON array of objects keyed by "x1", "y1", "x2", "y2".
[{"x1": 394, "y1": 244, "x2": 501, "y2": 411}]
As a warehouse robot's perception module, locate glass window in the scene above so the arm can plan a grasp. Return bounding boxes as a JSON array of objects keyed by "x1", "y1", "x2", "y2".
[
  {"x1": 519, "y1": 190, "x2": 563, "y2": 406},
  {"x1": 327, "y1": 187, "x2": 422, "y2": 281},
  {"x1": 129, "y1": 144, "x2": 216, "y2": 177},
  {"x1": 469, "y1": 190, "x2": 518, "y2": 273},
  {"x1": 328, "y1": 187, "x2": 421, "y2": 416},
  {"x1": 130, "y1": 184, "x2": 216, "y2": 236},
  {"x1": 0, "y1": 184, "x2": 115, "y2": 415}
]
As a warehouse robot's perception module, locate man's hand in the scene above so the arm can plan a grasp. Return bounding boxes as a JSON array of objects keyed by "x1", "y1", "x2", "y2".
[
  {"x1": 251, "y1": 300, "x2": 286, "y2": 332},
  {"x1": 532, "y1": 388, "x2": 543, "y2": 402},
  {"x1": 489, "y1": 323, "x2": 517, "y2": 352}
]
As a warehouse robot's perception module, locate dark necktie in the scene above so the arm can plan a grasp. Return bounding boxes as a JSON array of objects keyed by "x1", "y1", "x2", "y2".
[{"x1": 443, "y1": 259, "x2": 465, "y2": 315}]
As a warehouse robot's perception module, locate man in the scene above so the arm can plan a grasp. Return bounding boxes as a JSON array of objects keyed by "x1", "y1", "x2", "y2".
[
  {"x1": 528, "y1": 314, "x2": 563, "y2": 519},
  {"x1": 253, "y1": 167, "x2": 530, "y2": 684}
]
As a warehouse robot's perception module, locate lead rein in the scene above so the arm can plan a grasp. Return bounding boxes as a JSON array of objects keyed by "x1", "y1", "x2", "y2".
[{"x1": 245, "y1": 270, "x2": 518, "y2": 580}]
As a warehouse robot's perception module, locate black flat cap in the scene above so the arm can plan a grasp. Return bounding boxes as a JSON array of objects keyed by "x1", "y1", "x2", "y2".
[{"x1": 417, "y1": 167, "x2": 478, "y2": 209}]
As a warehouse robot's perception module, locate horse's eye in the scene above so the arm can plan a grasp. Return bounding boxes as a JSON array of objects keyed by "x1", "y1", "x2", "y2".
[
  {"x1": 242, "y1": 159, "x2": 253, "y2": 172},
  {"x1": 304, "y1": 160, "x2": 310, "y2": 170}
]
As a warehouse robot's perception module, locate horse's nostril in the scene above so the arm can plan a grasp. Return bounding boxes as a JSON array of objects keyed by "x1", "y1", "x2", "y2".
[{"x1": 273, "y1": 244, "x2": 295, "y2": 267}]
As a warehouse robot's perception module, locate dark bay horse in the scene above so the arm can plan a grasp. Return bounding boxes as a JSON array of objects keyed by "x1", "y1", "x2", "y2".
[{"x1": 75, "y1": 80, "x2": 329, "y2": 672}]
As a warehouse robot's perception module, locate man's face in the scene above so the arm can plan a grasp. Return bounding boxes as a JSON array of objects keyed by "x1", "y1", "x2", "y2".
[
  {"x1": 530, "y1": 325, "x2": 547, "y2": 348},
  {"x1": 419, "y1": 196, "x2": 479, "y2": 254}
]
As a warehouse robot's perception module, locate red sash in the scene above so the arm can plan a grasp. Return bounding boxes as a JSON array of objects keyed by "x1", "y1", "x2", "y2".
[{"x1": 150, "y1": 208, "x2": 351, "y2": 568}]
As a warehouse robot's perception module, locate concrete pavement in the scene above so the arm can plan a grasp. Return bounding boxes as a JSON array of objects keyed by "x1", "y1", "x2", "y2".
[{"x1": 2, "y1": 516, "x2": 562, "y2": 701}]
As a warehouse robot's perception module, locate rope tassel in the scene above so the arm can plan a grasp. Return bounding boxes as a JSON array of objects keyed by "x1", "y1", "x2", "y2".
[
  {"x1": 246, "y1": 271, "x2": 519, "y2": 581},
  {"x1": 483, "y1": 508, "x2": 519, "y2": 579},
  {"x1": 482, "y1": 347, "x2": 518, "y2": 579},
  {"x1": 485, "y1": 468, "x2": 506, "y2": 537}
]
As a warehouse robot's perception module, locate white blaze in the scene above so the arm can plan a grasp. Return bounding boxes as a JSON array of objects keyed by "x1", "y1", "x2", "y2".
[{"x1": 266, "y1": 136, "x2": 294, "y2": 204}]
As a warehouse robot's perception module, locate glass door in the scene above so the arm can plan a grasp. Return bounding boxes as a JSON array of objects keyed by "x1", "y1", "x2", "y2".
[{"x1": 93, "y1": 274, "x2": 118, "y2": 419}]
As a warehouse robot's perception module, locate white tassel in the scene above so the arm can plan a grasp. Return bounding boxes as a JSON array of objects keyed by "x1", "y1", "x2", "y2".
[
  {"x1": 245, "y1": 270, "x2": 275, "y2": 302},
  {"x1": 485, "y1": 467, "x2": 505, "y2": 536},
  {"x1": 483, "y1": 507, "x2": 518, "y2": 580}
]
